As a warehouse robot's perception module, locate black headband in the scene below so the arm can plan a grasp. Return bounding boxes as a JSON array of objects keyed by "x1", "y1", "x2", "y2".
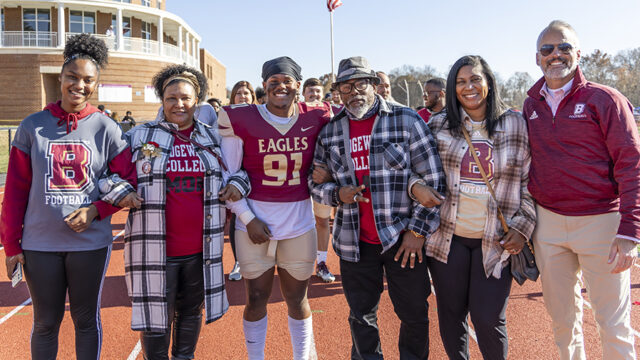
[{"x1": 261, "y1": 56, "x2": 302, "y2": 82}]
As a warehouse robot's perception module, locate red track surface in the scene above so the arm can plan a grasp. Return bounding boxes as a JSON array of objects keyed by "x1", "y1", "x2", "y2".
[{"x1": 0, "y1": 189, "x2": 639, "y2": 359}]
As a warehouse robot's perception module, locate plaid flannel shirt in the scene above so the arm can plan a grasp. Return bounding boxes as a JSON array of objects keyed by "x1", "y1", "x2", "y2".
[
  {"x1": 426, "y1": 110, "x2": 536, "y2": 278},
  {"x1": 309, "y1": 96, "x2": 445, "y2": 262},
  {"x1": 101, "y1": 118, "x2": 249, "y2": 332}
]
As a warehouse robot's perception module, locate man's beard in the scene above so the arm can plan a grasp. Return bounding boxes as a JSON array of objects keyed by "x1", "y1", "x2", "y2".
[
  {"x1": 346, "y1": 95, "x2": 374, "y2": 119},
  {"x1": 542, "y1": 58, "x2": 576, "y2": 81}
]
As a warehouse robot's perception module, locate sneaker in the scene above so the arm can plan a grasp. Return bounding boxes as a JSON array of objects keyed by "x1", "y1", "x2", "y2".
[
  {"x1": 229, "y1": 261, "x2": 242, "y2": 281},
  {"x1": 315, "y1": 261, "x2": 335, "y2": 283}
]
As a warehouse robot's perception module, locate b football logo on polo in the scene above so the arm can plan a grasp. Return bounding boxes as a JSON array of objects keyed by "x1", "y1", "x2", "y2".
[
  {"x1": 46, "y1": 141, "x2": 93, "y2": 192},
  {"x1": 574, "y1": 103, "x2": 585, "y2": 115}
]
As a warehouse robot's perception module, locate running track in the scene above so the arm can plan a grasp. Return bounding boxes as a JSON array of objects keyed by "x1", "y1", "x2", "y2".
[{"x1": 0, "y1": 188, "x2": 639, "y2": 359}]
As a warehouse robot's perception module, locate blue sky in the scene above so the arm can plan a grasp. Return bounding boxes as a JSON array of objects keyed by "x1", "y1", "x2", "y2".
[{"x1": 167, "y1": 0, "x2": 640, "y2": 92}]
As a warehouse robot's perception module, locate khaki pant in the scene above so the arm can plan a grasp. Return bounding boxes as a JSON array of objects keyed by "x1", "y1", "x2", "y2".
[
  {"x1": 235, "y1": 229, "x2": 317, "y2": 281},
  {"x1": 533, "y1": 205, "x2": 636, "y2": 360}
]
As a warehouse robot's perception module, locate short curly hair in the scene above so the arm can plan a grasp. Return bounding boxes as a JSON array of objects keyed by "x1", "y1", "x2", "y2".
[
  {"x1": 63, "y1": 33, "x2": 109, "y2": 70},
  {"x1": 152, "y1": 64, "x2": 208, "y2": 103}
]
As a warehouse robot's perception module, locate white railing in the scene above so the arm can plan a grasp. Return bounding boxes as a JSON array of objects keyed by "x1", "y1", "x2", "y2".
[
  {"x1": 66, "y1": 33, "x2": 116, "y2": 50},
  {"x1": 2, "y1": 31, "x2": 57, "y2": 47},
  {"x1": 123, "y1": 37, "x2": 158, "y2": 55},
  {"x1": 1, "y1": 31, "x2": 191, "y2": 65},
  {"x1": 162, "y1": 43, "x2": 180, "y2": 59}
]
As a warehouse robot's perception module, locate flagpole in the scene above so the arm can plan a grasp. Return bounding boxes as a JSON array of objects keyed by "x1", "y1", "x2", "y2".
[{"x1": 330, "y1": 10, "x2": 335, "y2": 82}]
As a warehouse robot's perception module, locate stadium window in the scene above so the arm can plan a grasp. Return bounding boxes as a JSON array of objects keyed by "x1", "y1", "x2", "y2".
[
  {"x1": 142, "y1": 0, "x2": 151, "y2": 7},
  {"x1": 23, "y1": 8, "x2": 50, "y2": 32},
  {"x1": 141, "y1": 21, "x2": 151, "y2": 40},
  {"x1": 122, "y1": 16, "x2": 131, "y2": 37},
  {"x1": 70, "y1": 10, "x2": 95, "y2": 34}
]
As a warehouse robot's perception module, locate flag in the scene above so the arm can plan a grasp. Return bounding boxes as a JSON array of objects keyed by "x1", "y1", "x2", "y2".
[{"x1": 327, "y1": 0, "x2": 343, "y2": 12}]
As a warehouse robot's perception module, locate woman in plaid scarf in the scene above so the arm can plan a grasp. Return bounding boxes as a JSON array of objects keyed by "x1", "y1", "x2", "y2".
[{"x1": 412, "y1": 55, "x2": 536, "y2": 360}]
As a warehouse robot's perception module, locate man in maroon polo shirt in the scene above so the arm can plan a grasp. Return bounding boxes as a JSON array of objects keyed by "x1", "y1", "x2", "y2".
[{"x1": 523, "y1": 20, "x2": 639, "y2": 360}]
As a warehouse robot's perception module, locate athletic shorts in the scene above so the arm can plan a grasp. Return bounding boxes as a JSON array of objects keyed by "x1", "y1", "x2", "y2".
[
  {"x1": 312, "y1": 199, "x2": 332, "y2": 219},
  {"x1": 236, "y1": 228, "x2": 317, "y2": 281}
]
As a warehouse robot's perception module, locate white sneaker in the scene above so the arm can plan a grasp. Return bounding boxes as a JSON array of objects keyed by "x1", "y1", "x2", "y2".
[
  {"x1": 315, "y1": 261, "x2": 335, "y2": 283},
  {"x1": 229, "y1": 261, "x2": 242, "y2": 281}
]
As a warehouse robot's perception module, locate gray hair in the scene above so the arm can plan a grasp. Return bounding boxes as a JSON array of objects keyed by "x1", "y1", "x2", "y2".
[{"x1": 536, "y1": 20, "x2": 580, "y2": 50}]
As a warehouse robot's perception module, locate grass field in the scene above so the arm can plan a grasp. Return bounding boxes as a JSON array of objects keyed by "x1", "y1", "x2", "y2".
[{"x1": 0, "y1": 127, "x2": 16, "y2": 173}]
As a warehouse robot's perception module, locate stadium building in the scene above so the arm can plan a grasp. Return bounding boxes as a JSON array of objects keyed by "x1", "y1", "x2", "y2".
[{"x1": 0, "y1": 0, "x2": 226, "y2": 123}]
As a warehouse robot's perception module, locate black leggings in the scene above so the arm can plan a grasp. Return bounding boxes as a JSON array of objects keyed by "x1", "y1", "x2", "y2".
[
  {"x1": 141, "y1": 253, "x2": 205, "y2": 360},
  {"x1": 23, "y1": 247, "x2": 111, "y2": 360},
  {"x1": 427, "y1": 235, "x2": 512, "y2": 360}
]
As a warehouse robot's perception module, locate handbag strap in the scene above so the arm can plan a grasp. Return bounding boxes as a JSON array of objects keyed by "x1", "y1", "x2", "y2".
[
  {"x1": 461, "y1": 126, "x2": 509, "y2": 233},
  {"x1": 167, "y1": 126, "x2": 228, "y2": 171}
]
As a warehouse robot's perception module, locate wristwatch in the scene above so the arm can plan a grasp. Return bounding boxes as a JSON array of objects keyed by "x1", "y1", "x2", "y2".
[{"x1": 410, "y1": 230, "x2": 425, "y2": 238}]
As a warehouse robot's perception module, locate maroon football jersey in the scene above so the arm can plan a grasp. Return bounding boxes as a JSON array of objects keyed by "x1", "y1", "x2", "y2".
[{"x1": 225, "y1": 102, "x2": 331, "y2": 202}]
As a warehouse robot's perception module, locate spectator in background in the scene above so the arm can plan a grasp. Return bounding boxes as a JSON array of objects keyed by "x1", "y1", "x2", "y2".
[
  {"x1": 121, "y1": 110, "x2": 136, "y2": 132},
  {"x1": 302, "y1": 77, "x2": 336, "y2": 282},
  {"x1": 376, "y1": 71, "x2": 402, "y2": 106},
  {"x1": 230, "y1": 81, "x2": 257, "y2": 107},
  {"x1": 207, "y1": 98, "x2": 222, "y2": 114},
  {"x1": 97, "y1": 104, "x2": 106, "y2": 114},
  {"x1": 111, "y1": 111, "x2": 120, "y2": 122},
  {"x1": 255, "y1": 87, "x2": 267, "y2": 104},
  {"x1": 524, "y1": 20, "x2": 639, "y2": 359},
  {"x1": 105, "y1": 25, "x2": 114, "y2": 37},
  {"x1": 226, "y1": 80, "x2": 258, "y2": 282},
  {"x1": 330, "y1": 86, "x2": 342, "y2": 106},
  {"x1": 302, "y1": 78, "x2": 324, "y2": 103},
  {"x1": 418, "y1": 77, "x2": 446, "y2": 123}
]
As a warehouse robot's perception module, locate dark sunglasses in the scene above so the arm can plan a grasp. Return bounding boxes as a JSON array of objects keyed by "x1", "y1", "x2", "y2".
[{"x1": 539, "y1": 42, "x2": 573, "y2": 57}]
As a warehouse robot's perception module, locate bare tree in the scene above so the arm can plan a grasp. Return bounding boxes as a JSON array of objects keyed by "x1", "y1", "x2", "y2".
[
  {"x1": 579, "y1": 49, "x2": 616, "y2": 87},
  {"x1": 388, "y1": 65, "x2": 441, "y2": 108},
  {"x1": 498, "y1": 72, "x2": 535, "y2": 109}
]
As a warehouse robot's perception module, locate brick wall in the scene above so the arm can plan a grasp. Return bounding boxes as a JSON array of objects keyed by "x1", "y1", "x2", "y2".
[
  {"x1": 200, "y1": 49, "x2": 227, "y2": 102},
  {"x1": 0, "y1": 54, "x2": 179, "y2": 121}
]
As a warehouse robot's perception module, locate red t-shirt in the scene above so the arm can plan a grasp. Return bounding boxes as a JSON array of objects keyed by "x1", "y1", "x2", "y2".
[
  {"x1": 349, "y1": 115, "x2": 380, "y2": 244},
  {"x1": 165, "y1": 126, "x2": 204, "y2": 256},
  {"x1": 417, "y1": 108, "x2": 431, "y2": 123}
]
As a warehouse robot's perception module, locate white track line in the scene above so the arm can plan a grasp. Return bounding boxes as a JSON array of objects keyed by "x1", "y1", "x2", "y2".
[
  {"x1": 428, "y1": 271, "x2": 478, "y2": 343},
  {"x1": 127, "y1": 340, "x2": 141, "y2": 360},
  {"x1": 0, "y1": 298, "x2": 32, "y2": 325},
  {"x1": 634, "y1": 263, "x2": 640, "y2": 269},
  {"x1": 0, "y1": 230, "x2": 124, "y2": 326}
]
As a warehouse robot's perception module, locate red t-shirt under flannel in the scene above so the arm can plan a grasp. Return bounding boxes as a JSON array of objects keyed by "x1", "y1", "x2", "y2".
[
  {"x1": 165, "y1": 126, "x2": 204, "y2": 256},
  {"x1": 349, "y1": 114, "x2": 380, "y2": 244}
]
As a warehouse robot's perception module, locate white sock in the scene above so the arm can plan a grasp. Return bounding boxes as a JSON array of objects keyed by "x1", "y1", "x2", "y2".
[
  {"x1": 243, "y1": 315, "x2": 268, "y2": 360},
  {"x1": 316, "y1": 251, "x2": 327, "y2": 264},
  {"x1": 288, "y1": 315, "x2": 313, "y2": 360}
]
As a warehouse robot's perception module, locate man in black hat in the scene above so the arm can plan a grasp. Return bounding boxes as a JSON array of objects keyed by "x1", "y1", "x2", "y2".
[
  {"x1": 218, "y1": 56, "x2": 332, "y2": 359},
  {"x1": 309, "y1": 56, "x2": 445, "y2": 359}
]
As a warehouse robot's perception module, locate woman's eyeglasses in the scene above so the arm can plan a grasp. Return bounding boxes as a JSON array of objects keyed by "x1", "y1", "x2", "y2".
[{"x1": 538, "y1": 43, "x2": 573, "y2": 57}]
